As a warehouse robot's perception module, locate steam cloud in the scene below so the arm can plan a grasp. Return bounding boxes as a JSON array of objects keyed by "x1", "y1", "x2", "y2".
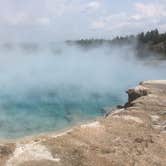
[
  {"x1": 0, "y1": 42, "x2": 165, "y2": 138},
  {"x1": 0, "y1": 42, "x2": 165, "y2": 95}
]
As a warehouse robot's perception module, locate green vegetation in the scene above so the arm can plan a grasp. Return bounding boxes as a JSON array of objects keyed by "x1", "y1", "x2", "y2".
[
  {"x1": 66, "y1": 29, "x2": 166, "y2": 56},
  {"x1": 137, "y1": 29, "x2": 166, "y2": 55},
  {"x1": 137, "y1": 29, "x2": 166, "y2": 44}
]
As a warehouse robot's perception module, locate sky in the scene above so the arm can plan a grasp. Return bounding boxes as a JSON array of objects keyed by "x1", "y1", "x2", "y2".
[{"x1": 0, "y1": 0, "x2": 166, "y2": 42}]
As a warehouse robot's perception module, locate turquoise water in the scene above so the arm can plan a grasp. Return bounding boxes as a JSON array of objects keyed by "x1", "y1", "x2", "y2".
[
  {"x1": 0, "y1": 91, "x2": 121, "y2": 138},
  {"x1": 0, "y1": 43, "x2": 166, "y2": 139}
]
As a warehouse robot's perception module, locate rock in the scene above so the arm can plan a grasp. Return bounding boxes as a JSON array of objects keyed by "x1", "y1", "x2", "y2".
[{"x1": 126, "y1": 85, "x2": 149, "y2": 105}]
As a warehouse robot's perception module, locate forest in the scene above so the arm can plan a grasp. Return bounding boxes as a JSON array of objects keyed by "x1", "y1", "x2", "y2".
[{"x1": 66, "y1": 29, "x2": 166, "y2": 56}]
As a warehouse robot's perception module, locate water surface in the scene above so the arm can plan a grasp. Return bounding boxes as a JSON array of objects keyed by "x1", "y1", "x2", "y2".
[{"x1": 0, "y1": 43, "x2": 165, "y2": 139}]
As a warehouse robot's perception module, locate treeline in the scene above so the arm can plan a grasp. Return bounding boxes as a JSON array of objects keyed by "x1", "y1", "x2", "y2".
[
  {"x1": 66, "y1": 39, "x2": 112, "y2": 47},
  {"x1": 137, "y1": 29, "x2": 166, "y2": 44},
  {"x1": 137, "y1": 29, "x2": 166, "y2": 55},
  {"x1": 66, "y1": 29, "x2": 166, "y2": 55},
  {"x1": 111, "y1": 29, "x2": 166, "y2": 45}
]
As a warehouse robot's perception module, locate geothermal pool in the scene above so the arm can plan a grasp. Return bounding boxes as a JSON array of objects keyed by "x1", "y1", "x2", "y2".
[{"x1": 0, "y1": 43, "x2": 166, "y2": 139}]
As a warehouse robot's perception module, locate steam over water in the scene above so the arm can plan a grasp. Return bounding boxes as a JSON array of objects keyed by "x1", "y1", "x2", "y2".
[{"x1": 0, "y1": 42, "x2": 166, "y2": 139}]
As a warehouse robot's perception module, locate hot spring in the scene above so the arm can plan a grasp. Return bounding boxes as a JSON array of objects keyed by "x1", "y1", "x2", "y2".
[{"x1": 0, "y1": 42, "x2": 166, "y2": 139}]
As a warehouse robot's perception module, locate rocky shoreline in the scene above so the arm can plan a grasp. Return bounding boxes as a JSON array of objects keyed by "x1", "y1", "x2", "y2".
[{"x1": 0, "y1": 80, "x2": 166, "y2": 166}]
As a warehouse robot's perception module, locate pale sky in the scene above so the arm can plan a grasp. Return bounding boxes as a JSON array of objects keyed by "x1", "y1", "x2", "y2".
[{"x1": 0, "y1": 0, "x2": 165, "y2": 42}]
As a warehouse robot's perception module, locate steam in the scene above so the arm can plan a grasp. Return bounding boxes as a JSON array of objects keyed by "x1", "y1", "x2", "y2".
[
  {"x1": 0, "y1": 43, "x2": 165, "y2": 96},
  {"x1": 0, "y1": 42, "x2": 166, "y2": 138}
]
